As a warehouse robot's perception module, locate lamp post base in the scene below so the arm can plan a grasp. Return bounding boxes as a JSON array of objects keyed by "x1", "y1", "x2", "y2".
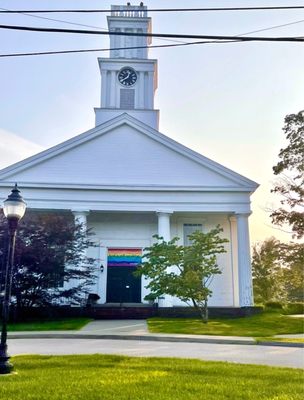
[{"x1": 0, "y1": 344, "x2": 13, "y2": 374}]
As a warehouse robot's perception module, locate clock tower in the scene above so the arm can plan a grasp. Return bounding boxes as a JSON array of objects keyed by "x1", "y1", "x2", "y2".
[{"x1": 94, "y1": 3, "x2": 159, "y2": 130}]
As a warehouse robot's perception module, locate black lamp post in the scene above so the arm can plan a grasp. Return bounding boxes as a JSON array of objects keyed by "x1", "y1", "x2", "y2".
[{"x1": 0, "y1": 184, "x2": 26, "y2": 374}]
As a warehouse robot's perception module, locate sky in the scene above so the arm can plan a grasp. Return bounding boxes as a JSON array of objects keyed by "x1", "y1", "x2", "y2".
[{"x1": 0, "y1": 0, "x2": 303, "y2": 243}]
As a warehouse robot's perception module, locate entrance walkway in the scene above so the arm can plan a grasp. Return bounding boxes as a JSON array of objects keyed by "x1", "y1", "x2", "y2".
[{"x1": 80, "y1": 320, "x2": 148, "y2": 335}]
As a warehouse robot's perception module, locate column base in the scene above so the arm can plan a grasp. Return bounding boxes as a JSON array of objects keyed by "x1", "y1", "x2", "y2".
[{"x1": 158, "y1": 296, "x2": 174, "y2": 308}]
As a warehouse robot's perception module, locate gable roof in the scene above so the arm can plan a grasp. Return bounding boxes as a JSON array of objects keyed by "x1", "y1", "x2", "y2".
[{"x1": 0, "y1": 113, "x2": 258, "y2": 192}]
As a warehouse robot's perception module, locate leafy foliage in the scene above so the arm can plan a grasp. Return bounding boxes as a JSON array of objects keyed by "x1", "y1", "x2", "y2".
[
  {"x1": 252, "y1": 238, "x2": 283, "y2": 303},
  {"x1": 283, "y1": 302, "x2": 304, "y2": 315},
  {"x1": 252, "y1": 238, "x2": 304, "y2": 304},
  {"x1": 271, "y1": 110, "x2": 304, "y2": 238},
  {"x1": 0, "y1": 212, "x2": 96, "y2": 309},
  {"x1": 279, "y1": 242, "x2": 304, "y2": 302},
  {"x1": 136, "y1": 226, "x2": 228, "y2": 322}
]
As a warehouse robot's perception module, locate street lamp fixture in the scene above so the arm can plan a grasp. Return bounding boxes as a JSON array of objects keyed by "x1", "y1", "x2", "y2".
[{"x1": 0, "y1": 184, "x2": 26, "y2": 374}]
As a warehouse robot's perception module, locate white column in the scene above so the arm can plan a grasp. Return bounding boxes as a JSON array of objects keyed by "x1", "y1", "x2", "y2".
[
  {"x1": 66, "y1": 210, "x2": 90, "y2": 298},
  {"x1": 228, "y1": 216, "x2": 239, "y2": 307},
  {"x1": 236, "y1": 213, "x2": 253, "y2": 307},
  {"x1": 157, "y1": 212, "x2": 171, "y2": 241},
  {"x1": 110, "y1": 70, "x2": 116, "y2": 108},
  {"x1": 147, "y1": 71, "x2": 154, "y2": 109},
  {"x1": 144, "y1": 72, "x2": 149, "y2": 108},
  {"x1": 138, "y1": 71, "x2": 144, "y2": 109},
  {"x1": 101, "y1": 70, "x2": 107, "y2": 107},
  {"x1": 72, "y1": 210, "x2": 89, "y2": 231},
  {"x1": 156, "y1": 212, "x2": 173, "y2": 307}
]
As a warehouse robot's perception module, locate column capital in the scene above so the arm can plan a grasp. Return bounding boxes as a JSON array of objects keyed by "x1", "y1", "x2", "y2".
[
  {"x1": 156, "y1": 210, "x2": 173, "y2": 216},
  {"x1": 235, "y1": 212, "x2": 252, "y2": 218},
  {"x1": 71, "y1": 210, "x2": 90, "y2": 217}
]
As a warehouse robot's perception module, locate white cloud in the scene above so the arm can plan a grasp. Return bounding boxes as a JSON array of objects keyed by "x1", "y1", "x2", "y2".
[{"x1": 0, "y1": 128, "x2": 44, "y2": 170}]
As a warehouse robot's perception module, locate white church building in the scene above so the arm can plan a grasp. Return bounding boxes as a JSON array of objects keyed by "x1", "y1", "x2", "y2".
[{"x1": 0, "y1": 4, "x2": 258, "y2": 310}]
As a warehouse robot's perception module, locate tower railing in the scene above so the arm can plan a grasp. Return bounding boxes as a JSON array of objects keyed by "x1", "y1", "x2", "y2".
[{"x1": 111, "y1": 5, "x2": 147, "y2": 18}]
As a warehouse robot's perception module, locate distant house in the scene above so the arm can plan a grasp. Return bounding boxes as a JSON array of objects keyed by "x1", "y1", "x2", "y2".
[{"x1": 0, "y1": 4, "x2": 258, "y2": 309}]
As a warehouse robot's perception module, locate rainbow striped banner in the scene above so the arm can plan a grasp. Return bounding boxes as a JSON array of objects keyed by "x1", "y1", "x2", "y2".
[{"x1": 107, "y1": 248, "x2": 142, "y2": 268}]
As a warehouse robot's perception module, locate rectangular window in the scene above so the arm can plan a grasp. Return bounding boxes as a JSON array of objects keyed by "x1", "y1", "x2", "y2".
[
  {"x1": 183, "y1": 224, "x2": 202, "y2": 246},
  {"x1": 120, "y1": 89, "x2": 135, "y2": 109}
]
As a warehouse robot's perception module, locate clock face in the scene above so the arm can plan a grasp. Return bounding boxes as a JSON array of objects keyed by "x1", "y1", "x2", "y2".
[{"x1": 118, "y1": 67, "x2": 137, "y2": 87}]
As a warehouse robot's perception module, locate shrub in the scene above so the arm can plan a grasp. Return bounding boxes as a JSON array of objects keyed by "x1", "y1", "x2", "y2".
[
  {"x1": 283, "y1": 302, "x2": 304, "y2": 315},
  {"x1": 265, "y1": 301, "x2": 283, "y2": 310}
]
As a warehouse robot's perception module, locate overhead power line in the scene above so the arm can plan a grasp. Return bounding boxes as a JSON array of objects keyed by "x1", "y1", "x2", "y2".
[
  {"x1": 0, "y1": 41, "x2": 233, "y2": 58},
  {"x1": 0, "y1": 6, "x2": 187, "y2": 45},
  {"x1": 1, "y1": 5, "x2": 302, "y2": 48},
  {"x1": 0, "y1": 6, "x2": 109, "y2": 31},
  {"x1": 0, "y1": 24, "x2": 304, "y2": 42},
  {"x1": 1, "y1": 17, "x2": 304, "y2": 59},
  {"x1": 1, "y1": 6, "x2": 304, "y2": 13}
]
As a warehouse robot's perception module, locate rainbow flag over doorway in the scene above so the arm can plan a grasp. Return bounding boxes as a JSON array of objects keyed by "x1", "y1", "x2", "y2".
[{"x1": 107, "y1": 248, "x2": 142, "y2": 267}]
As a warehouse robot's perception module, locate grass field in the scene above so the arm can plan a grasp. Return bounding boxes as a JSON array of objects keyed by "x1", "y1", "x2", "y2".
[
  {"x1": 148, "y1": 312, "x2": 304, "y2": 337},
  {"x1": 0, "y1": 355, "x2": 303, "y2": 400},
  {"x1": 7, "y1": 318, "x2": 92, "y2": 331}
]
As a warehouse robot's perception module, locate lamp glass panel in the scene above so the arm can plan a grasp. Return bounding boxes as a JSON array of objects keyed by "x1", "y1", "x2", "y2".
[{"x1": 3, "y1": 200, "x2": 26, "y2": 219}]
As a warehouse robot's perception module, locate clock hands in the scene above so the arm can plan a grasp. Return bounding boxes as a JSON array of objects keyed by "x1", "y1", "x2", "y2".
[
  {"x1": 120, "y1": 71, "x2": 130, "y2": 83},
  {"x1": 118, "y1": 68, "x2": 137, "y2": 86}
]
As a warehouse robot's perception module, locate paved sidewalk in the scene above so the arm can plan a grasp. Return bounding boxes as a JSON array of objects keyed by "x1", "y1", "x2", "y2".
[
  {"x1": 7, "y1": 319, "x2": 303, "y2": 347},
  {"x1": 9, "y1": 338, "x2": 304, "y2": 368},
  {"x1": 8, "y1": 319, "x2": 256, "y2": 345}
]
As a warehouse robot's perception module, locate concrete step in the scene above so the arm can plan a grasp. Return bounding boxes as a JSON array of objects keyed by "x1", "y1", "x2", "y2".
[{"x1": 87, "y1": 306, "x2": 157, "y2": 319}]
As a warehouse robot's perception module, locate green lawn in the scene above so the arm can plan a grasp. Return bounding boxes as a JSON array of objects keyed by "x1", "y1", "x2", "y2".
[
  {"x1": 0, "y1": 355, "x2": 302, "y2": 400},
  {"x1": 148, "y1": 312, "x2": 304, "y2": 337},
  {"x1": 7, "y1": 317, "x2": 92, "y2": 331}
]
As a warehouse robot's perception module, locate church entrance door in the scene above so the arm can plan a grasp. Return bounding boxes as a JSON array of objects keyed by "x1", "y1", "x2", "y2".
[{"x1": 106, "y1": 248, "x2": 142, "y2": 303}]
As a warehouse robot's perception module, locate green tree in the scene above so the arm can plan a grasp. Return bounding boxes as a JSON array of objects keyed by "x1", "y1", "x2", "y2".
[
  {"x1": 252, "y1": 238, "x2": 284, "y2": 304},
  {"x1": 136, "y1": 226, "x2": 228, "y2": 322},
  {"x1": 0, "y1": 212, "x2": 96, "y2": 310},
  {"x1": 252, "y1": 238, "x2": 304, "y2": 304},
  {"x1": 280, "y1": 242, "x2": 304, "y2": 302},
  {"x1": 271, "y1": 110, "x2": 304, "y2": 239}
]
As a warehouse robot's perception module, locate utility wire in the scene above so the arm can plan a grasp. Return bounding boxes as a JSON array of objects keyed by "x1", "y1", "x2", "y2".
[
  {"x1": 1, "y1": 6, "x2": 304, "y2": 13},
  {"x1": 0, "y1": 6, "x2": 108, "y2": 31},
  {"x1": 0, "y1": 41, "x2": 233, "y2": 58},
  {"x1": 1, "y1": 6, "x2": 302, "y2": 46},
  {"x1": 0, "y1": 6, "x2": 187, "y2": 45},
  {"x1": 240, "y1": 18, "x2": 304, "y2": 36},
  {"x1": 0, "y1": 24, "x2": 303, "y2": 42},
  {"x1": 1, "y1": 17, "x2": 304, "y2": 58}
]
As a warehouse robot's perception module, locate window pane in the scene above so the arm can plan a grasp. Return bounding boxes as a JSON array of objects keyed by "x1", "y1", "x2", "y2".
[{"x1": 183, "y1": 224, "x2": 202, "y2": 246}]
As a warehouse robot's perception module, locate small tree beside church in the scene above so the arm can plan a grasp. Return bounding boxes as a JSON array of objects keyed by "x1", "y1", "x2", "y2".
[{"x1": 136, "y1": 226, "x2": 229, "y2": 322}]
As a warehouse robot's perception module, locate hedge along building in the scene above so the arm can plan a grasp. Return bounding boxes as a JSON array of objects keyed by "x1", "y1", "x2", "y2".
[{"x1": 0, "y1": 4, "x2": 258, "y2": 309}]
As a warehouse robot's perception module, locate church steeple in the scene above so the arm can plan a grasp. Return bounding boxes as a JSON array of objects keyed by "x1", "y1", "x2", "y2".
[
  {"x1": 108, "y1": 3, "x2": 151, "y2": 59},
  {"x1": 94, "y1": 3, "x2": 159, "y2": 130}
]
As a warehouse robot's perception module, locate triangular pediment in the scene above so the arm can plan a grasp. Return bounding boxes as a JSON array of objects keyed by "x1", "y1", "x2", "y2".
[{"x1": 0, "y1": 114, "x2": 258, "y2": 192}]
